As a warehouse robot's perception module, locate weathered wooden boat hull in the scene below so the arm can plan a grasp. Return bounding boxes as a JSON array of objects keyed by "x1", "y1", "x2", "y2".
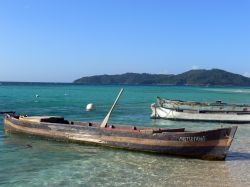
[
  {"x1": 151, "y1": 105, "x2": 250, "y2": 123},
  {"x1": 3, "y1": 115, "x2": 237, "y2": 160}
]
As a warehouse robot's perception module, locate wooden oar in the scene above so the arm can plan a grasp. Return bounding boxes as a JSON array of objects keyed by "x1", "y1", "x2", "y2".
[{"x1": 100, "y1": 88, "x2": 124, "y2": 128}]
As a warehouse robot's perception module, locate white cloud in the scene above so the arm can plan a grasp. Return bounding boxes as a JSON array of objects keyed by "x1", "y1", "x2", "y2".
[
  {"x1": 191, "y1": 65, "x2": 199, "y2": 70},
  {"x1": 243, "y1": 72, "x2": 250, "y2": 78}
]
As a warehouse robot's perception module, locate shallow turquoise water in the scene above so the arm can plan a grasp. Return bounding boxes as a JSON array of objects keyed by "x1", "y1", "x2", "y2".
[{"x1": 1, "y1": 84, "x2": 250, "y2": 186}]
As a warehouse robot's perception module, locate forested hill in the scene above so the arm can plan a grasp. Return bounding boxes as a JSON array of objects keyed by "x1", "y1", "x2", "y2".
[{"x1": 73, "y1": 69, "x2": 250, "y2": 86}]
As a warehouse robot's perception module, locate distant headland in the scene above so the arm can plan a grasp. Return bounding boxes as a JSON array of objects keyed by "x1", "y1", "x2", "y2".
[{"x1": 73, "y1": 69, "x2": 250, "y2": 86}]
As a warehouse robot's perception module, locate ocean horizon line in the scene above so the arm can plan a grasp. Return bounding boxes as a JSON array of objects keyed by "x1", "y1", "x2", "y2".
[{"x1": 1, "y1": 81, "x2": 250, "y2": 89}]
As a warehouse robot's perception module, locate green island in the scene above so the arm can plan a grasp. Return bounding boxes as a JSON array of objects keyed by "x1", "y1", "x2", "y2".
[{"x1": 74, "y1": 69, "x2": 250, "y2": 86}]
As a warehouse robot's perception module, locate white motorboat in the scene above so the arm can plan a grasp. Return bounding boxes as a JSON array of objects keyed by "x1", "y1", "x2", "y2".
[
  {"x1": 157, "y1": 97, "x2": 249, "y2": 112},
  {"x1": 151, "y1": 99, "x2": 250, "y2": 123}
]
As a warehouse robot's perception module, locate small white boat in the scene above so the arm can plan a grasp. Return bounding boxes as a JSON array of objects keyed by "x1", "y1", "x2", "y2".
[
  {"x1": 157, "y1": 97, "x2": 249, "y2": 112},
  {"x1": 151, "y1": 104, "x2": 250, "y2": 124}
]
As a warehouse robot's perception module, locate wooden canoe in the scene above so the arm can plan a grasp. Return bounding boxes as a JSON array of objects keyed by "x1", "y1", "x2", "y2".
[{"x1": 3, "y1": 114, "x2": 237, "y2": 160}]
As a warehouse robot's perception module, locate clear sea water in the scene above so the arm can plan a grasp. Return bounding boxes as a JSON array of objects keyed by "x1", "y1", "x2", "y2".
[{"x1": 1, "y1": 83, "x2": 250, "y2": 187}]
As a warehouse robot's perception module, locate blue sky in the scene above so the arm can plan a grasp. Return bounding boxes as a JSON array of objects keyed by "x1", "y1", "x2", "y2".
[{"x1": 0, "y1": 0, "x2": 249, "y2": 82}]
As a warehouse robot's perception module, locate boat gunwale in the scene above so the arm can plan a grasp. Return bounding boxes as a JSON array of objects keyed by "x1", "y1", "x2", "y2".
[
  {"x1": 6, "y1": 114, "x2": 236, "y2": 135},
  {"x1": 6, "y1": 115, "x2": 188, "y2": 134}
]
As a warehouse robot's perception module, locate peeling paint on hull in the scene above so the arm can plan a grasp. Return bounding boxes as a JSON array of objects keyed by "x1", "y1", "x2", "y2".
[{"x1": 3, "y1": 115, "x2": 237, "y2": 160}]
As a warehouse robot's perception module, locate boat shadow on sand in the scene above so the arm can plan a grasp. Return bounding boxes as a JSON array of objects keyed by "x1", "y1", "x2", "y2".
[{"x1": 226, "y1": 151, "x2": 250, "y2": 161}]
